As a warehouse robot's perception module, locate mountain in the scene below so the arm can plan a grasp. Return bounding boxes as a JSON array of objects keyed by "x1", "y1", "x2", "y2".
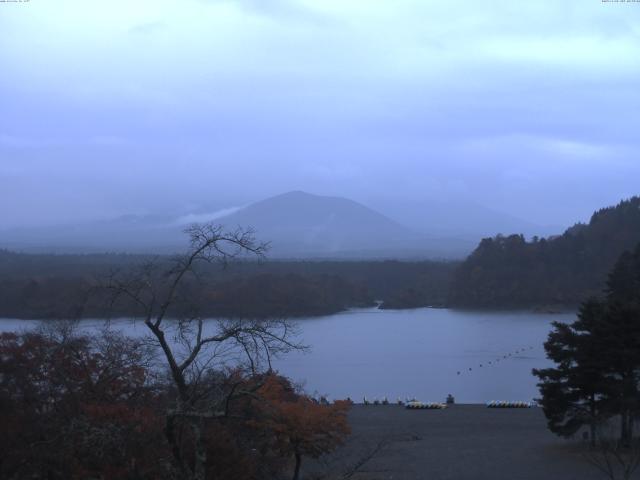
[
  {"x1": 215, "y1": 191, "x2": 473, "y2": 258},
  {"x1": 448, "y1": 196, "x2": 640, "y2": 309},
  {"x1": 0, "y1": 191, "x2": 475, "y2": 258}
]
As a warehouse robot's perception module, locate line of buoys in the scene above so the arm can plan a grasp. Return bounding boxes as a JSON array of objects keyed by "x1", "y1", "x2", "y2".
[
  {"x1": 486, "y1": 401, "x2": 532, "y2": 408},
  {"x1": 406, "y1": 402, "x2": 447, "y2": 410},
  {"x1": 456, "y1": 345, "x2": 537, "y2": 377}
]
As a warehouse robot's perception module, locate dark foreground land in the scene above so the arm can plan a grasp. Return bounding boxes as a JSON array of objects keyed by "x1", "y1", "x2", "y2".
[{"x1": 306, "y1": 405, "x2": 611, "y2": 480}]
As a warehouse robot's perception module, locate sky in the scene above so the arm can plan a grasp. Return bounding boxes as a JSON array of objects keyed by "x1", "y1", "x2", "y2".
[{"x1": 1, "y1": 0, "x2": 639, "y2": 230}]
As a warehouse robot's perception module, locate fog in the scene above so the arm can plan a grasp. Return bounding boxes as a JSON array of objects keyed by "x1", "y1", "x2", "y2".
[{"x1": 1, "y1": 0, "x2": 639, "y2": 233}]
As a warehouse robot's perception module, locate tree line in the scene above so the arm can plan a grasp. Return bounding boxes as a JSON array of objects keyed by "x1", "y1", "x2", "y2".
[
  {"x1": 449, "y1": 197, "x2": 640, "y2": 309},
  {"x1": 0, "y1": 250, "x2": 455, "y2": 319},
  {"x1": 3, "y1": 196, "x2": 639, "y2": 319}
]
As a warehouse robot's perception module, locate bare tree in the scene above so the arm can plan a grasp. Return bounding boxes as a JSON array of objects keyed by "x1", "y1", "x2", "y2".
[{"x1": 104, "y1": 224, "x2": 304, "y2": 480}]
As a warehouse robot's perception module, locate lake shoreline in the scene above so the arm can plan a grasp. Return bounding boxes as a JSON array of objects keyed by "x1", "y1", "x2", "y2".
[{"x1": 0, "y1": 303, "x2": 578, "y2": 322}]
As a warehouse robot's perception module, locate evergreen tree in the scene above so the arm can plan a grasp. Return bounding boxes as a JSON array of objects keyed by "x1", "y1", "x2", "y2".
[
  {"x1": 533, "y1": 300, "x2": 609, "y2": 445},
  {"x1": 534, "y1": 244, "x2": 640, "y2": 445},
  {"x1": 598, "y1": 245, "x2": 640, "y2": 445}
]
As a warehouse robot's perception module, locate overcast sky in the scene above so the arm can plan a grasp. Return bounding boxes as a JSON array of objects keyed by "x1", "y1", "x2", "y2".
[{"x1": 1, "y1": 0, "x2": 639, "y2": 229}]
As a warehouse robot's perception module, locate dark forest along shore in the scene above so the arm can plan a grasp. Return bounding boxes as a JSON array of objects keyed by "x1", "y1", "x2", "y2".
[{"x1": 0, "y1": 307, "x2": 574, "y2": 403}]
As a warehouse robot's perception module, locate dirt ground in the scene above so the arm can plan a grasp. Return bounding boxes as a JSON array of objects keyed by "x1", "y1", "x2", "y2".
[{"x1": 303, "y1": 404, "x2": 623, "y2": 480}]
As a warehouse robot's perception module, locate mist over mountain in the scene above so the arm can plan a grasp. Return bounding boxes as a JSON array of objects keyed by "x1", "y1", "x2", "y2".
[
  {"x1": 0, "y1": 214, "x2": 186, "y2": 254},
  {"x1": 214, "y1": 191, "x2": 475, "y2": 258},
  {"x1": 374, "y1": 197, "x2": 558, "y2": 240},
  {"x1": 2, "y1": 189, "x2": 565, "y2": 259}
]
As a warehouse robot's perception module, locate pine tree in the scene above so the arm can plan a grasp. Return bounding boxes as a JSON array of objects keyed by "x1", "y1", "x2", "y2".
[
  {"x1": 533, "y1": 300, "x2": 609, "y2": 445},
  {"x1": 598, "y1": 245, "x2": 640, "y2": 445},
  {"x1": 534, "y1": 244, "x2": 640, "y2": 445}
]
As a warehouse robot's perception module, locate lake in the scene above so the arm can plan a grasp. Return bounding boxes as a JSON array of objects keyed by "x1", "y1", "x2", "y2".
[{"x1": 0, "y1": 307, "x2": 574, "y2": 403}]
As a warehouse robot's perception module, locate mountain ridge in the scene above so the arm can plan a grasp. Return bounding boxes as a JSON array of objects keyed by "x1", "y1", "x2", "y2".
[
  {"x1": 0, "y1": 191, "x2": 476, "y2": 258},
  {"x1": 214, "y1": 191, "x2": 428, "y2": 257}
]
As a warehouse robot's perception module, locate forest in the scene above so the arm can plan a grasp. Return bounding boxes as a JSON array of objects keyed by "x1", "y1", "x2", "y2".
[
  {"x1": 2, "y1": 197, "x2": 640, "y2": 319},
  {"x1": 0, "y1": 250, "x2": 455, "y2": 319},
  {"x1": 448, "y1": 197, "x2": 640, "y2": 309}
]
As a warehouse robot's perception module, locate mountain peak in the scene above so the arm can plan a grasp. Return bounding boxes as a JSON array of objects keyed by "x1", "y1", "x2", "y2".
[
  {"x1": 263, "y1": 190, "x2": 341, "y2": 203},
  {"x1": 279, "y1": 190, "x2": 313, "y2": 198},
  {"x1": 214, "y1": 191, "x2": 425, "y2": 257}
]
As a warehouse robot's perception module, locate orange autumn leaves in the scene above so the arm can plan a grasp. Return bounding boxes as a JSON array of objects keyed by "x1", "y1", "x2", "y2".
[
  {"x1": 0, "y1": 330, "x2": 352, "y2": 480},
  {"x1": 251, "y1": 375, "x2": 351, "y2": 460}
]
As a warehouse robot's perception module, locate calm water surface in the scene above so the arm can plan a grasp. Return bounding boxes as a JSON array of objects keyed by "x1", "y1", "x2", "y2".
[{"x1": 0, "y1": 307, "x2": 575, "y2": 403}]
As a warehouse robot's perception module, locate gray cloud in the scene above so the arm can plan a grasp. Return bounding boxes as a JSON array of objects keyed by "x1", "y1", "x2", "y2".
[{"x1": 0, "y1": 0, "x2": 638, "y2": 231}]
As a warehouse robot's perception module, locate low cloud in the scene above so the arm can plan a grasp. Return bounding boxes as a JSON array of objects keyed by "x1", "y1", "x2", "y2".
[{"x1": 175, "y1": 207, "x2": 244, "y2": 226}]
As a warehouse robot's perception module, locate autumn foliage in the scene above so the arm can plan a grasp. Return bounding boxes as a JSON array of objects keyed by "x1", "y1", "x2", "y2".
[
  {"x1": 193, "y1": 373, "x2": 351, "y2": 480},
  {"x1": 250, "y1": 375, "x2": 351, "y2": 480},
  {"x1": 0, "y1": 329, "x2": 351, "y2": 480},
  {"x1": 0, "y1": 328, "x2": 167, "y2": 479}
]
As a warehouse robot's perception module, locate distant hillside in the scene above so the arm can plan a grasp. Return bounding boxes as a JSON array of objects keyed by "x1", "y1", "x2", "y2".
[
  {"x1": 0, "y1": 191, "x2": 475, "y2": 259},
  {"x1": 448, "y1": 196, "x2": 640, "y2": 309},
  {"x1": 217, "y1": 191, "x2": 406, "y2": 256},
  {"x1": 214, "y1": 191, "x2": 473, "y2": 258}
]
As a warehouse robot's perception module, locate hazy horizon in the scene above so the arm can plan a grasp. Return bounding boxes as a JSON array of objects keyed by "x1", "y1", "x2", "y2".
[{"x1": 2, "y1": 1, "x2": 639, "y2": 232}]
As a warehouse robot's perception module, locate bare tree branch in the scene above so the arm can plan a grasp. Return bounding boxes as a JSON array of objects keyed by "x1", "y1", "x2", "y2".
[{"x1": 100, "y1": 223, "x2": 301, "y2": 480}]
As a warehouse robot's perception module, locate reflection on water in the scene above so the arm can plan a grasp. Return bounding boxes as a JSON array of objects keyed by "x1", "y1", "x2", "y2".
[
  {"x1": 271, "y1": 308, "x2": 575, "y2": 403},
  {"x1": 0, "y1": 307, "x2": 575, "y2": 403}
]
